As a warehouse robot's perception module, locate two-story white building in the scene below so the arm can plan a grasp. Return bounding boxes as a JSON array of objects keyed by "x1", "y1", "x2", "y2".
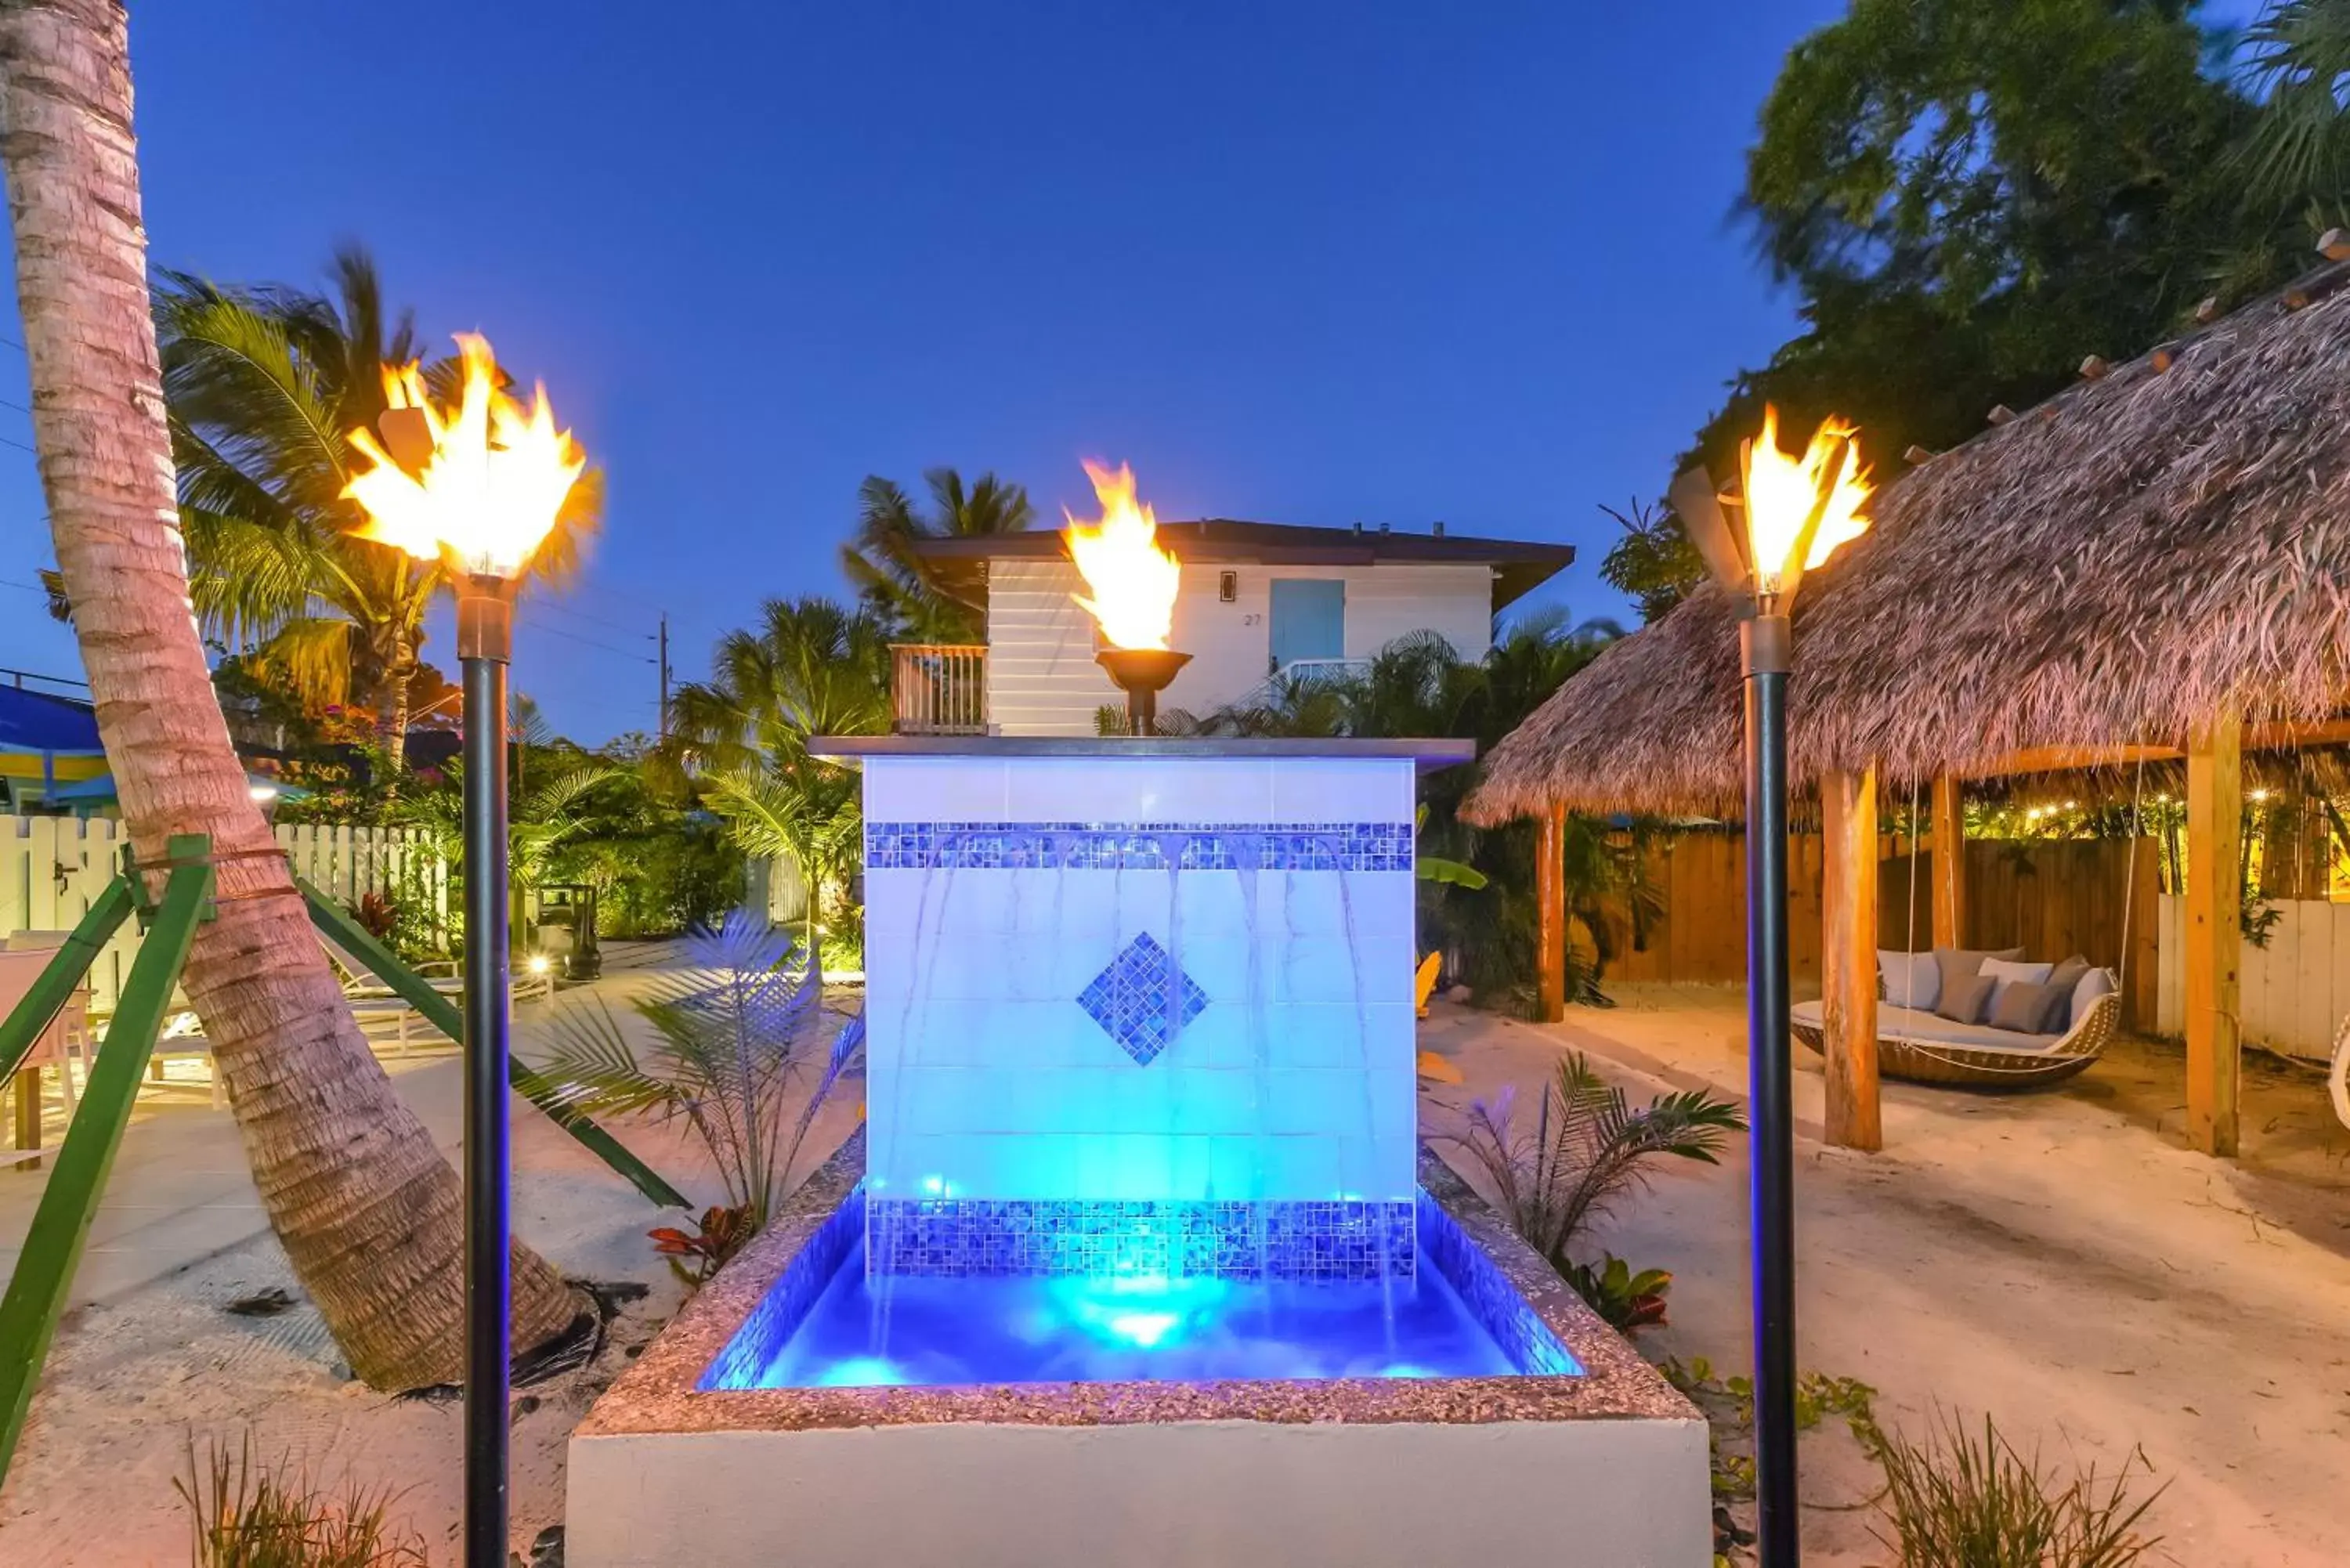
[{"x1": 892, "y1": 520, "x2": 1574, "y2": 735}]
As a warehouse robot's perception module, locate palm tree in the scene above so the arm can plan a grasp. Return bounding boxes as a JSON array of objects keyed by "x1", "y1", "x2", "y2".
[
  {"x1": 697, "y1": 766, "x2": 862, "y2": 971},
  {"x1": 668, "y1": 596, "x2": 893, "y2": 773},
  {"x1": 842, "y1": 468, "x2": 1033, "y2": 641},
  {"x1": 2237, "y1": 1, "x2": 2350, "y2": 210},
  {"x1": 0, "y1": 0, "x2": 582, "y2": 1386},
  {"x1": 151, "y1": 251, "x2": 598, "y2": 769},
  {"x1": 668, "y1": 597, "x2": 891, "y2": 967}
]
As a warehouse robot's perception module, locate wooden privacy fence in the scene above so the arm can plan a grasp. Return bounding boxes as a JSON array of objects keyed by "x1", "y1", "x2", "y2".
[
  {"x1": 1603, "y1": 832, "x2": 2162, "y2": 1029},
  {"x1": 0, "y1": 815, "x2": 446, "y2": 1012}
]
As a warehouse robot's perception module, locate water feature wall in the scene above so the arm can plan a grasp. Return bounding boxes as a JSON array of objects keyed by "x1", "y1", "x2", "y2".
[{"x1": 859, "y1": 745, "x2": 1427, "y2": 1279}]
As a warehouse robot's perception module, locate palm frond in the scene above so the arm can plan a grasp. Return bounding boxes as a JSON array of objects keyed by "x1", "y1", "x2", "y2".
[
  {"x1": 249, "y1": 617, "x2": 358, "y2": 710},
  {"x1": 544, "y1": 909, "x2": 833, "y2": 1222},
  {"x1": 2236, "y1": 1, "x2": 2350, "y2": 205},
  {"x1": 179, "y1": 504, "x2": 333, "y2": 648},
  {"x1": 1440, "y1": 1052, "x2": 1744, "y2": 1269},
  {"x1": 156, "y1": 284, "x2": 352, "y2": 499}
]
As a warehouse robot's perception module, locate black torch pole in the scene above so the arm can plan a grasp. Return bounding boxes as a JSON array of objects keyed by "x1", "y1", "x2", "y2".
[
  {"x1": 1742, "y1": 610, "x2": 1799, "y2": 1566},
  {"x1": 457, "y1": 573, "x2": 515, "y2": 1568}
]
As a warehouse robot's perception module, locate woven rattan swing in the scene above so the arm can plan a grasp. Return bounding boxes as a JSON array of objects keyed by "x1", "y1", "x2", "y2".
[{"x1": 1791, "y1": 774, "x2": 2129, "y2": 1091}]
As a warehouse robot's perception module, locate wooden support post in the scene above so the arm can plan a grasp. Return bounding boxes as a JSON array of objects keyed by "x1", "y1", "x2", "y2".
[
  {"x1": 1930, "y1": 774, "x2": 1965, "y2": 949},
  {"x1": 1820, "y1": 767, "x2": 1883, "y2": 1151},
  {"x1": 2186, "y1": 712, "x2": 2243, "y2": 1157},
  {"x1": 1536, "y1": 804, "x2": 1567, "y2": 1023},
  {"x1": 8, "y1": 1072, "x2": 35, "y2": 1155}
]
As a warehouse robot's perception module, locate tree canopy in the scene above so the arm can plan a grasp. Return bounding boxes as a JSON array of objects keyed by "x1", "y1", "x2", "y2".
[{"x1": 1604, "y1": 0, "x2": 2313, "y2": 623}]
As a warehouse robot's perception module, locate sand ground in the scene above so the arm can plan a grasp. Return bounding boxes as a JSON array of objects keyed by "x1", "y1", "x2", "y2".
[
  {"x1": 0, "y1": 945, "x2": 863, "y2": 1566},
  {"x1": 3, "y1": 959, "x2": 2345, "y2": 1565},
  {"x1": 1416, "y1": 982, "x2": 2350, "y2": 1566}
]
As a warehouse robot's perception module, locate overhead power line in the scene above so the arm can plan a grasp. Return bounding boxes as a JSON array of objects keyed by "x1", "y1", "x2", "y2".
[
  {"x1": 516, "y1": 615, "x2": 656, "y2": 664},
  {"x1": 566, "y1": 576, "x2": 667, "y2": 617},
  {"x1": 530, "y1": 596, "x2": 649, "y2": 638}
]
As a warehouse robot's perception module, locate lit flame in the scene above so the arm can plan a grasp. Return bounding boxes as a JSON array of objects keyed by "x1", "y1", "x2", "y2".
[
  {"x1": 1063, "y1": 461, "x2": 1180, "y2": 650},
  {"x1": 342, "y1": 333, "x2": 587, "y2": 579},
  {"x1": 1738, "y1": 406, "x2": 1872, "y2": 594}
]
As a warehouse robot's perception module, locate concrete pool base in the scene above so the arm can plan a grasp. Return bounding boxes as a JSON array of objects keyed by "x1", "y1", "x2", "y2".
[{"x1": 568, "y1": 1136, "x2": 1711, "y2": 1568}]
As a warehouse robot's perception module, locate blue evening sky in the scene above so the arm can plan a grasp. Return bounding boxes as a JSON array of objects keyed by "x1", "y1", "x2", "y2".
[{"x1": 1, "y1": 2, "x2": 1929, "y2": 740}]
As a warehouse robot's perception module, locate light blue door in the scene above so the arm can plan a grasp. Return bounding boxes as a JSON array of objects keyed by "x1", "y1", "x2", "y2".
[{"x1": 1268, "y1": 579, "x2": 1346, "y2": 673}]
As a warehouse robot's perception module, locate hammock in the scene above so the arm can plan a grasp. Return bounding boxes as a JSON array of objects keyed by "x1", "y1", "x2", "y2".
[
  {"x1": 1791, "y1": 765, "x2": 2142, "y2": 1092},
  {"x1": 1794, "y1": 991, "x2": 2120, "y2": 1090}
]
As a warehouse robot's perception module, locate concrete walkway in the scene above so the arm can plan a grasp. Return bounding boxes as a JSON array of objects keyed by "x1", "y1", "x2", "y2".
[{"x1": 1415, "y1": 985, "x2": 2350, "y2": 1566}]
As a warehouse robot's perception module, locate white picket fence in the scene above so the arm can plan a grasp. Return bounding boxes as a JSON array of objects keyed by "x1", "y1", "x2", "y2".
[
  {"x1": 2156, "y1": 894, "x2": 2350, "y2": 1062},
  {"x1": 0, "y1": 815, "x2": 446, "y2": 1012}
]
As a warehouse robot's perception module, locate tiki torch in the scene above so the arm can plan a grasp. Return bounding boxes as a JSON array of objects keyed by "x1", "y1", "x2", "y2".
[
  {"x1": 1669, "y1": 408, "x2": 1871, "y2": 1568},
  {"x1": 1062, "y1": 461, "x2": 1188, "y2": 735},
  {"x1": 345, "y1": 334, "x2": 587, "y2": 1568}
]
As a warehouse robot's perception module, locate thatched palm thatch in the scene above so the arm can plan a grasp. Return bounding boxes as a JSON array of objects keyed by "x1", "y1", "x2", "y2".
[{"x1": 1467, "y1": 259, "x2": 2350, "y2": 823}]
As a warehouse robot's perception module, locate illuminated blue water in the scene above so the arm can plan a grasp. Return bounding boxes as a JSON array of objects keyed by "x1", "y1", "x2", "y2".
[{"x1": 752, "y1": 1242, "x2": 1520, "y2": 1388}]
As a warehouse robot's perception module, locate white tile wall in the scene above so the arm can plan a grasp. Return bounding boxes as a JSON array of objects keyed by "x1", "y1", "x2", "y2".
[
  {"x1": 862, "y1": 757, "x2": 1009, "y2": 822},
  {"x1": 860, "y1": 754, "x2": 1419, "y2": 828},
  {"x1": 1268, "y1": 757, "x2": 1416, "y2": 823},
  {"x1": 861, "y1": 753, "x2": 1425, "y2": 1205},
  {"x1": 997, "y1": 757, "x2": 1278, "y2": 824}
]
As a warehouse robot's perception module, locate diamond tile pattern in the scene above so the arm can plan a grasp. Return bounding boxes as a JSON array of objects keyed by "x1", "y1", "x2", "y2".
[{"x1": 1077, "y1": 932, "x2": 1207, "y2": 1065}]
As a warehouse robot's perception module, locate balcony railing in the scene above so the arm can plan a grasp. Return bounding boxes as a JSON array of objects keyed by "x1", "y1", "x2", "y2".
[{"x1": 890, "y1": 644, "x2": 989, "y2": 735}]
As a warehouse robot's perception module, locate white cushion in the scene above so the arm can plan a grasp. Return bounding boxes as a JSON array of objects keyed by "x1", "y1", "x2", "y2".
[
  {"x1": 1979, "y1": 958, "x2": 2053, "y2": 1014},
  {"x1": 1877, "y1": 1003, "x2": 2063, "y2": 1053},
  {"x1": 1791, "y1": 999, "x2": 2063, "y2": 1053},
  {"x1": 1878, "y1": 948, "x2": 1940, "y2": 1010}
]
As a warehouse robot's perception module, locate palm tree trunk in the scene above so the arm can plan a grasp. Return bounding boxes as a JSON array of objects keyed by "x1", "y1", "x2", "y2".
[
  {"x1": 374, "y1": 641, "x2": 414, "y2": 772},
  {"x1": 804, "y1": 876, "x2": 822, "y2": 981},
  {"x1": 0, "y1": 0, "x2": 582, "y2": 1389}
]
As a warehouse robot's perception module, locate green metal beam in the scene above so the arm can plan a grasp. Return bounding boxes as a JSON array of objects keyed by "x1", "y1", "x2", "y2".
[
  {"x1": 0, "y1": 835, "x2": 214, "y2": 1483},
  {"x1": 0, "y1": 876, "x2": 133, "y2": 1083},
  {"x1": 298, "y1": 878, "x2": 689, "y2": 1210}
]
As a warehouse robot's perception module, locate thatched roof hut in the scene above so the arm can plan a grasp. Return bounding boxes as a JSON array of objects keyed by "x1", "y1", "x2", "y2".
[{"x1": 1466, "y1": 260, "x2": 2350, "y2": 824}]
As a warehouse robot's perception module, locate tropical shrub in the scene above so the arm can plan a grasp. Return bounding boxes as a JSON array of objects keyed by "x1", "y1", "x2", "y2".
[
  {"x1": 647, "y1": 1203, "x2": 759, "y2": 1290},
  {"x1": 544, "y1": 759, "x2": 747, "y2": 938},
  {"x1": 1561, "y1": 1252, "x2": 1674, "y2": 1334},
  {"x1": 1441, "y1": 1051, "x2": 1744, "y2": 1271},
  {"x1": 540, "y1": 912, "x2": 857, "y2": 1269}
]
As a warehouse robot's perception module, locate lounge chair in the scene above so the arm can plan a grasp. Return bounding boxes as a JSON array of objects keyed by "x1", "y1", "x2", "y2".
[
  {"x1": 1791, "y1": 968, "x2": 2120, "y2": 1090},
  {"x1": 319, "y1": 933, "x2": 553, "y2": 1053},
  {"x1": 2, "y1": 947, "x2": 92, "y2": 1152}
]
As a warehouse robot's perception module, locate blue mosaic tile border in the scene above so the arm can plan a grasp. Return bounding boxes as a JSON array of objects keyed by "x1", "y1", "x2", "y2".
[
  {"x1": 866, "y1": 1197, "x2": 1416, "y2": 1281},
  {"x1": 864, "y1": 821, "x2": 1413, "y2": 873},
  {"x1": 1415, "y1": 1189, "x2": 1579, "y2": 1377},
  {"x1": 696, "y1": 1181, "x2": 866, "y2": 1392}
]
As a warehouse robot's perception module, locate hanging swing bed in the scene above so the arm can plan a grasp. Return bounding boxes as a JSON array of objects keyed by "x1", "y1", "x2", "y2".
[{"x1": 1790, "y1": 771, "x2": 2138, "y2": 1091}]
